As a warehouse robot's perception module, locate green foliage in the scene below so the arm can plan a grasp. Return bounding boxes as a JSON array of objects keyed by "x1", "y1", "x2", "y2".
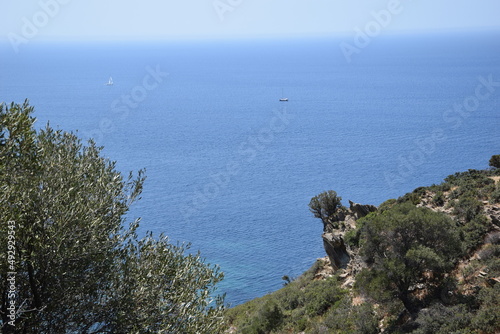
[
  {"x1": 440, "y1": 182, "x2": 452, "y2": 192},
  {"x1": 240, "y1": 301, "x2": 283, "y2": 334},
  {"x1": 344, "y1": 228, "x2": 360, "y2": 248},
  {"x1": 446, "y1": 169, "x2": 495, "y2": 202},
  {"x1": 444, "y1": 169, "x2": 492, "y2": 187},
  {"x1": 355, "y1": 268, "x2": 395, "y2": 303},
  {"x1": 412, "y1": 303, "x2": 474, "y2": 334},
  {"x1": 490, "y1": 183, "x2": 500, "y2": 204},
  {"x1": 228, "y1": 159, "x2": 500, "y2": 333},
  {"x1": 453, "y1": 196, "x2": 483, "y2": 222},
  {"x1": 378, "y1": 198, "x2": 397, "y2": 212},
  {"x1": 398, "y1": 187, "x2": 428, "y2": 205},
  {"x1": 226, "y1": 262, "x2": 348, "y2": 333},
  {"x1": 110, "y1": 235, "x2": 225, "y2": 333},
  {"x1": 489, "y1": 154, "x2": 500, "y2": 169},
  {"x1": 471, "y1": 285, "x2": 500, "y2": 332},
  {"x1": 309, "y1": 190, "x2": 345, "y2": 228},
  {"x1": 432, "y1": 191, "x2": 445, "y2": 206},
  {"x1": 411, "y1": 279, "x2": 500, "y2": 333},
  {"x1": 460, "y1": 215, "x2": 490, "y2": 253},
  {"x1": 0, "y1": 101, "x2": 225, "y2": 333},
  {"x1": 275, "y1": 283, "x2": 304, "y2": 310},
  {"x1": 358, "y1": 203, "x2": 462, "y2": 312},
  {"x1": 477, "y1": 243, "x2": 500, "y2": 261},
  {"x1": 344, "y1": 213, "x2": 374, "y2": 248},
  {"x1": 428, "y1": 182, "x2": 451, "y2": 193},
  {"x1": 303, "y1": 278, "x2": 345, "y2": 316},
  {"x1": 323, "y1": 296, "x2": 379, "y2": 334}
]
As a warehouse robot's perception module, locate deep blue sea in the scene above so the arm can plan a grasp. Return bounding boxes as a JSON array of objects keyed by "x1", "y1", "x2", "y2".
[{"x1": 1, "y1": 31, "x2": 500, "y2": 306}]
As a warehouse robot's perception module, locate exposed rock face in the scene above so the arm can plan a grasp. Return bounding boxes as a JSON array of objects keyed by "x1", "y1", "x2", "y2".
[
  {"x1": 349, "y1": 200, "x2": 377, "y2": 219},
  {"x1": 323, "y1": 211, "x2": 346, "y2": 233},
  {"x1": 484, "y1": 203, "x2": 500, "y2": 227},
  {"x1": 321, "y1": 201, "x2": 377, "y2": 272},
  {"x1": 322, "y1": 232, "x2": 350, "y2": 270}
]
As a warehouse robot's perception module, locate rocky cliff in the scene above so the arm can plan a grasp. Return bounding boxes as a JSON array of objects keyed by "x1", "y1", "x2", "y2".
[
  {"x1": 318, "y1": 176, "x2": 500, "y2": 291},
  {"x1": 227, "y1": 167, "x2": 500, "y2": 334}
]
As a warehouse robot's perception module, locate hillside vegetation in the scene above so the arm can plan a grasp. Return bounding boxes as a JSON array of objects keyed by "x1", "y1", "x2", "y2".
[{"x1": 226, "y1": 159, "x2": 500, "y2": 333}]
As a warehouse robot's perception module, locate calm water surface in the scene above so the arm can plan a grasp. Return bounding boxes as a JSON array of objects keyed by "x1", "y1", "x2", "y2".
[{"x1": 1, "y1": 32, "x2": 499, "y2": 305}]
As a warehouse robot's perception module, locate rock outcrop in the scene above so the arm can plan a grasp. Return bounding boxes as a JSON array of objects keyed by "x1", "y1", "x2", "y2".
[
  {"x1": 321, "y1": 201, "x2": 377, "y2": 272},
  {"x1": 322, "y1": 232, "x2": 350, "y2": 270},
  {"x1": 349, "y1": 200, "x2": 377, "y2": 219}
]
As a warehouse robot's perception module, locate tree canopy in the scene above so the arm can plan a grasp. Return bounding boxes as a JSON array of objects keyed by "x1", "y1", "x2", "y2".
[
  {"x1": 489, "y1": 154, "x2": 500, "y2": 169},
  {"x1": 356, "y1": 203, "x2": 462, "y2": 313},
  {"x1": 309, "y1": 190, "x2": 345, "y2": 230},
  {"x1": 0, "y1": 101, "x2": 225, "y2": 333}
]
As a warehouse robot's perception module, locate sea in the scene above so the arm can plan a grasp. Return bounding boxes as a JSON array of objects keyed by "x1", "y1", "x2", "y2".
[{"x1": 1, "y1": 31, "x2": 499, "y2": 306}]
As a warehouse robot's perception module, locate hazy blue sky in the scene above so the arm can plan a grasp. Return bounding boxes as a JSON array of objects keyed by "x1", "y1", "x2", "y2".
[{"x1": 2, "y1": 0, "x2": 500, "y2": 41}]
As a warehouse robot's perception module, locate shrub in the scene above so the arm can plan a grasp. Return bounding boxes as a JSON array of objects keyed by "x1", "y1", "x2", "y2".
[
  {"x1": 490, "y1": 184, "x2": 500, "y2": 204},
  {"x1": 445, "y1": 169, "x2": 490, "y2": 187},
  {"x1": 345, "y1": 214, "x2": 373, "y2": 248},
  {"x1": 477, "y1": 244, "x2": 500, "y2": 261},
  {"x1": 275, "y1": 283, "x2": 304, "y2": 310},
  {"x1": 354, "y1": 268, "x2": 394, "y2": 303},
  {"x1": 240, "y1": 301, "x2": 284, "y2": 334},
  {"x1": 344, "y1": 228, "x2": 360, "y2": 248},
  {"x1": 485, "y1": 232, "x2": 500, "y2": 244},
  {"x1": 323, "y1": 296, "x2": 379, "y2": 334},
  {"x1": 350, "y1": 303, "x2": 379, "y2": 334},
  {"x1": 489, "y1": 154, "x2": 500, "y2": 169},
  {"x1": 460, "y1": 215, "x2": 490, "y2": 252},
  {"x1": 291, "y1": 309, "x2": 308, "y2": 332},
  {"x1": 378, "y1": 198, "x2": 397, "y2": 212},
  {"x1": 432, "y1": 191, "x2": 445, "y2": 206},
  {"x1": 358, "y1": 203, "x2": 462, "y2": 312},
  {"x1": 477, "y1": 182, "x2": 496, "y2": 200},
  {"x1": 440, "y1": 182, "x2": 452, "y2": 192},
  {"x1": 413, "y1": 303, "x2": 473, "y2": 334},
  {"x1": 471, "y1": 285, "x2": 500, "y2": 333},
  {"x1": 485, "y1": 258, "x2": 500, "y2": 277},
  {"x1": 295, "y1": 319, "x2": 308, "y2": 332},
  {"x1": 309, "y1": 323, "x2": 330, "y2": 334},
  {"x1": 304, "y1": 278, "x2": 345, "y2": 316},
  {"x1": 398, "y1": 187, "x2": 427, "y2": 205},
  {"x1": 453, "y1": 196, "x2": 483, "y2": 222},
  {"x1": 323, "y1": 296, "x2": 353, "y2": 332}
]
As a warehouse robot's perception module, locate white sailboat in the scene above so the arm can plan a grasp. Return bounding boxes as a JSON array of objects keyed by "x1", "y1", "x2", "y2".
[
  {"x1": 106, "y1": 77, "x2": 113, "y2": 86},
  {"x1": 279, "y1": 88, "x2": 288, "y2": 101}
]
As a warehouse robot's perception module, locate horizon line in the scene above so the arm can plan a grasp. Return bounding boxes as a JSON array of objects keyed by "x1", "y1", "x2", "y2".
[{"x1": 2, "y1": 26, "x2": 500, "y2": 44}]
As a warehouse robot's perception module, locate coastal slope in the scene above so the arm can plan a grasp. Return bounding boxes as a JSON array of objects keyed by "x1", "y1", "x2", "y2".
[{"x1": 226, "y1": 160, "x2": 500, "y2": 333}]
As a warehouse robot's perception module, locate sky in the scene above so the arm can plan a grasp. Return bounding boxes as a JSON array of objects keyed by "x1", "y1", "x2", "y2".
[{"x1": 1, "y1": 0, "x2": 500, "y2": 42}]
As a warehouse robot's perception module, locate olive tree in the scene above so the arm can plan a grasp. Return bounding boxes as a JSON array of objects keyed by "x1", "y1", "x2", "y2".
[{"x1": 0, "y1": 101, "x2": 225, "y2": 333}]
